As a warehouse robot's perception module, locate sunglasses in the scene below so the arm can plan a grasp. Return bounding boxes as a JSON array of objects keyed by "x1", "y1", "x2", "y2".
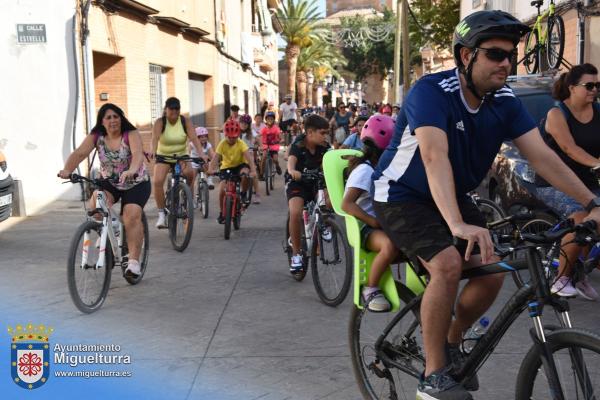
[
  {"x1": 476, "y1": 47, "x2": 518, "y2": 63},
  {"x1": 577, "y1": 82, "x2": 600, "y2": 91}
]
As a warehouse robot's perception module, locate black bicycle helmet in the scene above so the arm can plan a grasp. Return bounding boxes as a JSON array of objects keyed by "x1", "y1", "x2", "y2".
[
  {"x1": 453, "y1": 10, "x2": 530, "y2": 68},
  {"x1": 453, "y1": 10, "x2": 529, "y2": 100}
]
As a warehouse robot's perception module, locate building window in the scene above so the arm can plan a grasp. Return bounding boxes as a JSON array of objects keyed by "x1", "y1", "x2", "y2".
[{"x1": 149, "y1": 64, "x2": 167, "y2": 123}]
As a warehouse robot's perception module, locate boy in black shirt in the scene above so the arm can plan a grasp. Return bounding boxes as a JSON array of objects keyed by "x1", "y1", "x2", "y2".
[{"x1": 286, "y1": 114, "x2": 330, "y2": 274}]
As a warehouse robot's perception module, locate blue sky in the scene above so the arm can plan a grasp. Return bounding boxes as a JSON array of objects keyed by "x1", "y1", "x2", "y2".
[
  {"x1": 316, "y1": 0, "x2": 326, "y2": 16},
  {"x1": 277, "y1": 0, "x2": 326, "y2": 59}
]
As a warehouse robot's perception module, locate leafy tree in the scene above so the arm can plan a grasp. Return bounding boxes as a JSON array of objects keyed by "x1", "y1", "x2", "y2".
[{"x1": 277, "y1": 0, "x2": 323, "y2": 102}]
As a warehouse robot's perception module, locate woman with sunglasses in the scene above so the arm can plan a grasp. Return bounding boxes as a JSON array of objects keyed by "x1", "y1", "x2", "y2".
[
  {"x1": 329, "y1": 102, "x2": 354, "y2": 148},
  {"x1": 534, "y1": 63, "x2": 600, "y2": 300}
]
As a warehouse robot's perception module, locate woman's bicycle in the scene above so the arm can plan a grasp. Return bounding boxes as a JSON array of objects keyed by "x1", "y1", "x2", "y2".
[
  {"x1": 64, "y1": 174, "x2": 149, "y2": 313},
  {"x1": 519, "y1": 0, "x2": 565, "y2": 74},
  {"x1": 284, "y1": 169, "x2": 352, "y2": 306},
  {"x1": 219, "y1": 169, "x2": 253, "y2": 240},
  {"x1": 156, "y1": 154, "x2": 202, "y2": 252},
  {"x1": 350, "y1": 214, "x2": 600, "y2": 399}
]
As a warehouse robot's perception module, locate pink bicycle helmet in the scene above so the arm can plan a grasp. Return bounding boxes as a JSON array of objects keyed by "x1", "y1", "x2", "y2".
[
  {"x1": 360, "y1": 115, "x2": 395, "y2": 150},
  {"x1": 195, "y1": 127, "x2": 208, "y2": 137}
]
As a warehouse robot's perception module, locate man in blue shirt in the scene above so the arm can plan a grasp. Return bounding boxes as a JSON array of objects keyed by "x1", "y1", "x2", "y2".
[{"x1": 373, "y1": 10, "x2": 600, "y2": 400}]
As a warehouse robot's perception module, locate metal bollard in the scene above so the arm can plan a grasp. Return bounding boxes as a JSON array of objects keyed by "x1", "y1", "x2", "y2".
[{"x1": 11, "y1": 179, "x2": 26, "y2": 217}]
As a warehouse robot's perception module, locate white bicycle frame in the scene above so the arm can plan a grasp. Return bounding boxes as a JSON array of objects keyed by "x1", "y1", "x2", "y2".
[
  {"x1": 81, "y1": 190, "x2": 123, "y2": 269},
  {"x1": 304, "y1": 188, "x2": 327, "y2": 251}
]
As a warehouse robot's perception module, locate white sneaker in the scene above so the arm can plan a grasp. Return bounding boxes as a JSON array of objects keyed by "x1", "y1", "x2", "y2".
[
  {"x1": 290, "y1": 254, "x2": 303, "y2": 273},
  {"x1": 125, "y1": 259, "x2": 141, "y2": 277},
  {"x1": 551, "y1": 276, "x2": 578, "y2": 297},
  {"x1": 575, "y1": 276, "x2": 599, "y2": 301},
  {"x1": 156, "y1": 212, "x2": 167, "y2": 229},
  {"x1": 207, "y1": 176, "x2": 215, "y2": 190}
]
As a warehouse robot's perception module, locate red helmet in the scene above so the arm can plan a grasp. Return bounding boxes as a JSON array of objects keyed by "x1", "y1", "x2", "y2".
[
  {"x1": 224, "y1": 119, "x2": 241, "y2": 138},
  {"x1": 361, "y1": 115, "x2": 395, "y2": 151}
]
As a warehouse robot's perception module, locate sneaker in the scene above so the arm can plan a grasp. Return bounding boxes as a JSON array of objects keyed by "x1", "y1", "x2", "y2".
[
  {"x1": 575, "y1": 276, "x2": 599, "y2": 301},
  {"x1": 417, "y1": 367, "x2": 473, "y2": 400},
  {"x1": 446, "y1": 343, "x2": 479, "y2": 391},
  {"x1": 207, "y1": 176, "x2": 215, "y2": 190},
  {"x1": 156, "y1": 212, "x2": 167, "y2": 229},
  {"x1": 217, "y1": 214, "x2": 225, "y2": 224},
  {"x1": 276, "y1": 164, "x2": 282, "y2": 175},
  {"x1": 320, "y1": 226, "x2": 333, "y2": 242},
  {"x1": 290, "y1": 254, "x2": 303, "y2": 273},
  {"x1": 124, "y1": 259, "x2": 141, "y2": 277},
  {"x1": 361, "y1": 287, "x2": 391, "y2": 312},
  {"x1": 253, "y1": 193, "x2": 261, "y2": 204},
  {"x1": 551, "y1": 276, "x2": 578, "y2": 297}
]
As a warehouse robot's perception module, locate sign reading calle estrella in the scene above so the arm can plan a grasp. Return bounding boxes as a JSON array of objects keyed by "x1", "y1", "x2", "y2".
[{"x1": 17, "y1": 24, "x2": 47, "y2": 44}]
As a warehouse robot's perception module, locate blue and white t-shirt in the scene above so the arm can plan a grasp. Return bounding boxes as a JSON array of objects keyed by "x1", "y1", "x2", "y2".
[{"x1": 373, "y1": 68, "x2": 536, "y2": 203}]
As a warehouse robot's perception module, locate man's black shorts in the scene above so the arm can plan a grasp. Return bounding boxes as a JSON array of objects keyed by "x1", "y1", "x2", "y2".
[
  {"x1": 286, "y1": 181, "x2": 317, "y2": 203},
  {"x1": 220, "y1": 163, "x2": 250, "y2": 176},
  {"x1": 373, "y1": 199, "x2": 487, "y2": 275}
]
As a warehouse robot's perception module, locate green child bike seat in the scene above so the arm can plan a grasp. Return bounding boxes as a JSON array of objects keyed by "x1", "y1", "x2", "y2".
[{"x1": 323, "y1": 149, "x2": 425, "y2": 311}]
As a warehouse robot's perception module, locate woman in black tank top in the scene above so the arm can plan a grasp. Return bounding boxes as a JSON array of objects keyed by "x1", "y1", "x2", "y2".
[{"x1": 535, "y1": 63, "x2": 600, "y2": 300}]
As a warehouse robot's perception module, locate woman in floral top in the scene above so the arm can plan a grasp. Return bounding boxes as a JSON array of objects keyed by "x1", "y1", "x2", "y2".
[{"x1": 59, "y1": 103, "x2": 150, "y2": 277}]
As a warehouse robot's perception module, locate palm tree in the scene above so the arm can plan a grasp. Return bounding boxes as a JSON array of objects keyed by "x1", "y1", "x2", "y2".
[
  {"x1": 277, "y1": 0, "x2": 322, "y2": 102},
  {"x1": 295, "y1": 38, "x2": 346, "y2": 106}
]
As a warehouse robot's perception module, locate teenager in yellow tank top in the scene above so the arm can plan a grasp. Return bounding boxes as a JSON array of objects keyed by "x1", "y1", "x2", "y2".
[{"x1": 151, "y1": 97, "x2": 207, "y2": 228}]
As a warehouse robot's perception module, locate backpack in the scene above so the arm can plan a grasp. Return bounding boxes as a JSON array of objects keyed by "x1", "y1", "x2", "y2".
[{"x1": 160, "y1": 115, "x2": 187, "y2": 134}]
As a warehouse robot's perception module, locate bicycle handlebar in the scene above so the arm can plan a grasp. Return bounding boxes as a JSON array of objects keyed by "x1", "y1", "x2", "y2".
[
  {"x1": 61, "y1": 173, "x2": 138, "y2": 187},
  {"x1": 521, "y1": 220, "x2": 598, "y2": 245}
]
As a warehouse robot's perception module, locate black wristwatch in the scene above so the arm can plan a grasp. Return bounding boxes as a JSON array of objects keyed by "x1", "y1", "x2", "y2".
[{"x1": 585, "y1": 197, "x2": 600, "y2": 212}]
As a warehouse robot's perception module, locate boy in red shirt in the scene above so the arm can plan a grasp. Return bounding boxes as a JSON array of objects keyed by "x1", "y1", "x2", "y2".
[{"x1": 259, "y1": 111, "x2": 282, "y2": 175}]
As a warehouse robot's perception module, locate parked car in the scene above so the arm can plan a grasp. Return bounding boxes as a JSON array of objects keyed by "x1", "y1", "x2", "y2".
[
  {"x1": 0, "y1": 151, "x2": 14, "y2": 222},
  {"x1": 477, "y1": 73, "x2": 559, "y2": 216}
]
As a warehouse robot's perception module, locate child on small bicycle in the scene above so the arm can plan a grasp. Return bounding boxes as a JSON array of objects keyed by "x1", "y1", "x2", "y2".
[
  {"x1": 286, "y1": 114, "x2": 331, "y2": 274},
  {"x1": 240, "y1": 114, "x2": 261, "y2": 204},
  {"x1": 341, "y1": 115, "x2": 397, "y2": 312},
  {"x1": 189, "y1": 127, "x2": 216, "y2": 190},
  {"x1": 209, "y1": 119, "x2": 256, "y2": 224},
  {"x1": 260, "y1": 111, "x2": 282, "y2": 176}
]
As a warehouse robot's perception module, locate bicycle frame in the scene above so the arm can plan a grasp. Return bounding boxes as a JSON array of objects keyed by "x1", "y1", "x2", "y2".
[
  {"x1": 221, "y1": 174, "x2": 242, "y2": 219},
  {"x1": 532, "y1": 2, "x2": 556, "y2": 46},
  {"x1": 375, "y1": 245, "x2": 581, "y2": 399},
  {"x1": 304, "y1": 187, "x2": 327, "y2": 251},
  {"x1": 85, "y1": 190, "x2": 122, "y2": 269}
]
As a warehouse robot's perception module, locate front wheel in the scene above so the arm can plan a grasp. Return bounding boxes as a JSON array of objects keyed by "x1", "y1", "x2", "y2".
[
  {"x1": 546, "y1": 15, "x2": 565, "y2": 70},
  {"x1": 197, "y1": 179, "x2": 209, "y2": 219},
  {"x1": 311, "y1": 217, "x2": 353, "y2": 306},
  {"x1": 67, "y1": 221, "x2": 112, "y2": 313},
  {"x1": 264, "y1": 157, "x2": 271, "y2": 196},
  {"x1": 515, "y1": 328, "x2": 600, "y2": 400},
  {"x1": 233, "y1": 195, "x2": 242, "y2": 230},
  {"x1": 169, "y1": 182, "x2": 194, "y2": 252},
  {"x1": 523, "y1": 29, "x2": 539, "y2": 74}
]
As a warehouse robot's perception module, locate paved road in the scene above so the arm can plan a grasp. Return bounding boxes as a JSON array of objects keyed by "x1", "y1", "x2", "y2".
[{"x1": 1, "y1": 177, "x2": 600, "y2": 399}]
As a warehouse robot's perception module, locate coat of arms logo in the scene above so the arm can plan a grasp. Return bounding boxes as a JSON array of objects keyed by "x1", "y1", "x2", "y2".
[{"x1": 8, "y1": 323, "x2": 53, "y2": 390}]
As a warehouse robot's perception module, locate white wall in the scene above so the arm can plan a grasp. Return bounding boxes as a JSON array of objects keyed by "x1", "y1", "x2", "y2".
[
  {"x1": 461, "y1": 0, "x2": 570, "y2": 20},
  {"x1": 0, "y1": 0, "x2": 84, "y2": 214}
]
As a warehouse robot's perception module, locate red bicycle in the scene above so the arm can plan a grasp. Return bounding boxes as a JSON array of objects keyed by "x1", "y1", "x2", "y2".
[{"x1": 219, "y1": 170, "x2": 252, "y2": 239}]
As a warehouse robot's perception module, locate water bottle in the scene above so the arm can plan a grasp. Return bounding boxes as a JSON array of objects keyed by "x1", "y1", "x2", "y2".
[
  {"x1": 462, "y1": 317, "x2": 490, "y2": 354},
  {"x1": 111, "y1": 217, "x2": 120, "y2": 238}
]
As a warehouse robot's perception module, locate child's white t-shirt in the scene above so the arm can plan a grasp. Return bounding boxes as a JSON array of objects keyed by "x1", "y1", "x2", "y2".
[
  {"x1": 344, "y1": 162, "x2": 375, "y2": 218},
  {"x1": 190, "y1": 142, "x2": 212, "y2": 158}
]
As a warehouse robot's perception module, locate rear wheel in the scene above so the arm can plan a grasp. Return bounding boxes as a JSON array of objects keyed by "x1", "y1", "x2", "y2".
[
  {"x1": 546, "y1": 15, "x2": 565, "y2": 70},
  {"x1": 516, "y1": 329, "x2": 600, "y2": 400},
  {"x1": 122, "y1": 212, "x2": 149, "y2": 285},
  {"x1": 311, "y1": 217, "x2": 353, "y2": 306},
  {"x1": 233, "y1": 195, "x2": 242, "y2": 230},
  {"x1": 169, "y1": 183, "x2": 194, "y2": 252},
  {"x1": 350, "y1": 282, "x2": 423, "y2": 399},
  {"x1": 523, "y1": 29, "x2": 539, "y2": 74},
  {"x1": 224, "y1": 195, "x2": 233, "y2": 239},
  {"x1": 67, "y1": 221, "x2": 112, "y2": 313},
  {"x1": 197, "y1": 177, "x2": 209, "y2": 219}
]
